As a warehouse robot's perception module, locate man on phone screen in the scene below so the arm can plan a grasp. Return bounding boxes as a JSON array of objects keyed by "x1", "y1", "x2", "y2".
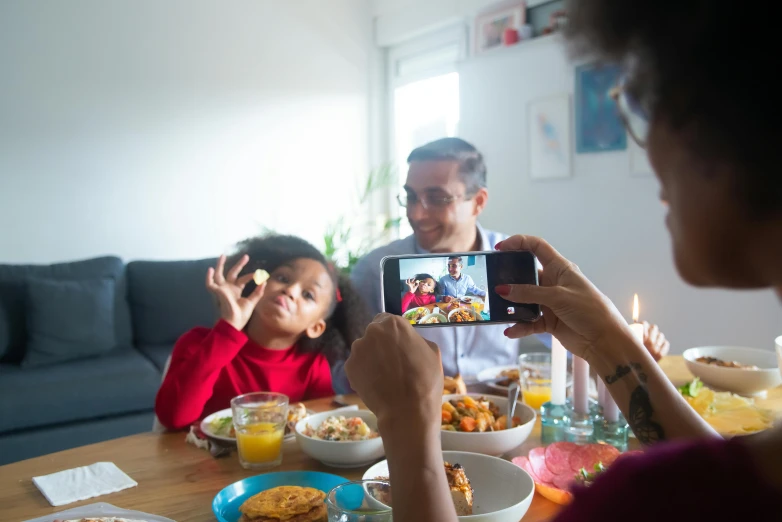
[
  {"x1": 440, "y1": 256, "x2": 487, "y2": 302},
  {"x1": 351, "y1": 138, "x2": 548, "y2": 382}
]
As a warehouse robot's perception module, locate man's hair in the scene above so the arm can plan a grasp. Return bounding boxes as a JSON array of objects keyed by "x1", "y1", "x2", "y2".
[
  {"x1": 564, "y1": 0, "x2": 780, "y2": 216},
  {"x1": 407, "y1": 138, "x2": 487, "y2": 194},
  {"x1": 447, "y1": 256, "x2": 463, "y2": 265}
]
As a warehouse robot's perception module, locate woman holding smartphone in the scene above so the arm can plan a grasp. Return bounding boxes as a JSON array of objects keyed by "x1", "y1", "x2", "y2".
[{"x1": 344, "y1": 0, "x2": 782, "y2": 520}]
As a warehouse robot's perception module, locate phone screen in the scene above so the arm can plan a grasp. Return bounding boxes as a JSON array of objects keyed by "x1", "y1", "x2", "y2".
[{"x1": 381, "y1": 251, "x2": 540, "y2": 326}]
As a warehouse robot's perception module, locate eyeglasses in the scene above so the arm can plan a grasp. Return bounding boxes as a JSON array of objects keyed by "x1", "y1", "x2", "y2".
[
  {"x1": 610, "y1": 79, "x2": 650, "y2": 147},
  {"x1": 397, "y1": 191, "x2": 470, "y2": 210}
]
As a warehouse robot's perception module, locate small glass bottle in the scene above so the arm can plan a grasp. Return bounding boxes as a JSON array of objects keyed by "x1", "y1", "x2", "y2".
[
  {"x1": 593, "y1": 413, "x2": 629, "y2": 451},
  {"x1": 541, "y1": 401, "x2": 570, "y2": 443}
]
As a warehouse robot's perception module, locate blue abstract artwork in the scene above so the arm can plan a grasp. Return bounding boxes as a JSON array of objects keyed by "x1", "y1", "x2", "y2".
[{"x1": 575, "y1": 63, "x2": 627, "y2": 153}]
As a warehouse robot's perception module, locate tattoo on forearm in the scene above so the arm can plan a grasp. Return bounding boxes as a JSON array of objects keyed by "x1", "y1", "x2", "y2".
[
  {"x1": 605, "y1": 363, "x2": 644, "y2": 384},
  {"x1": 627, "y1": 386, "x2": 664, "y2": 444},
  {"x1": 604, "y1": 362, "x2": 664, "y2": 445}
]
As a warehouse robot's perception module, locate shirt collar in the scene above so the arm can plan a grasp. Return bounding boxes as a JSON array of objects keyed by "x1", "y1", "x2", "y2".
[{"x1": 414, "y1": 223, "x2": 490, "y2": 255}]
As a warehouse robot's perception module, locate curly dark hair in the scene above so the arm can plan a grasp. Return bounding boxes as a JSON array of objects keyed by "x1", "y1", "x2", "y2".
[
  {"x1": 413, "y1": 273, "x2": 440, "y2": 295},
  {"x1": 407, "y1": 137, "x2": 487, "y2": 194},
  {"x1": 227, "y1": 234, "x2": 371, "y2": 365},
  {"x1": 564, "y1": 0, "x2": 780, "y2": 215}
]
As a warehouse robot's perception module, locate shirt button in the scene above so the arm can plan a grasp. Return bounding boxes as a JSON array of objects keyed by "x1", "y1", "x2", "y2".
[{"x1": 460, "y1": 354, "x2": 465, "y2": 358}]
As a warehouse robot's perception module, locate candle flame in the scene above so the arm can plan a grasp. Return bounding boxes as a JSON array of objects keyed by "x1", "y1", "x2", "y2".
[{"x1": 632, "y1": 294, "x2": 640, "y2": 323}]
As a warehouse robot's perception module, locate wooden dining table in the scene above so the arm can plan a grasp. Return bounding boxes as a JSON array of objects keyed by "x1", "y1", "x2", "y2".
[{"x1": 2, "y1": 356, "x2": 781, "y2": 522}]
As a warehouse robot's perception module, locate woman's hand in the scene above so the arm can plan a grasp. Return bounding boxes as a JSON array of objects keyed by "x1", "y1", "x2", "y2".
[
  {"x1": 346, "y1": 314, "x2": 443, "y2": 431},
  {"x1": 495, "y1": 235, "x2": 630, "y2": 362},
  {"x1": 406, "y1": 278, "x2": 420, "y2": 293},
  {"x1": 206, "y1": 254, "x2": 266, "y2": 332},
  {"x1": 644, "y1": 322, "x2": 670, "y2": 361}
]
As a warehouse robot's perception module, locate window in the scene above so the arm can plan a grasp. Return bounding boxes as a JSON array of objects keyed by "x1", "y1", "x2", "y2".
[{"x1": 388, "y1": 25, "x2": 466, "y2": 238}]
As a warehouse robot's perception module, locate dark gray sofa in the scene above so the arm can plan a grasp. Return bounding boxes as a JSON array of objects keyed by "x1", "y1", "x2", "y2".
[{"x1": 0, "y1": 256, "x2": 217, "y2": 465}]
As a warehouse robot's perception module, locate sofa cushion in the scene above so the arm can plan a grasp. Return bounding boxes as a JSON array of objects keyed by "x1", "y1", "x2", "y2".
[
  {"x1": 0, "y1": 257, "x2": 132, "y2": 364},
  {"x1": 0, "y1": 347, "x2": 161, "y2": 433},
  {"x1": 136, "y1": 343, "x2": 174, "y2": 372},
  {"x1": 127, "y1": 258, "x2": 217, "y2": 345},
  {"x1": 0, "y1": 310, "x2": 8, "y2": 360},
  {"x1": 23, "y1": 277, "x2": 117, "y2": 367}
]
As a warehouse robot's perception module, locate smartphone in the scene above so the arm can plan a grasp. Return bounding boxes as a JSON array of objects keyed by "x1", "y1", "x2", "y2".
[{"x1": 381, "y1": 250, "x2": 540, "y2": 327}]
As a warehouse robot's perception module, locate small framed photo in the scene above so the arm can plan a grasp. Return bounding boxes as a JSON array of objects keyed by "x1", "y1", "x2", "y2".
[{"x1": 474, "y1": 1, "x2": 526, "y2": 54}]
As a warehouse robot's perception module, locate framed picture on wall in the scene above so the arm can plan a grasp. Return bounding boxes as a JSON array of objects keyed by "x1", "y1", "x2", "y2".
[
  {"x1": 528, "y1": 94, "x2": 572, "y2": 180},
  {"x1": 575, "y1": 63, "x2": 627, "y2": 153},
  {"x1": 474, "y1": 1, "x2": 526, "y2": 54}
]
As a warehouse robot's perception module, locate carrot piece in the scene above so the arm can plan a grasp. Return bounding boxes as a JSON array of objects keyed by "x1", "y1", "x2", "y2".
[
  {"x1": 460, "y1": 417, "x2": 477, "y2": 432},
  {"x1": 442, "y1": 410, "x2": 453, "y2": 423}
]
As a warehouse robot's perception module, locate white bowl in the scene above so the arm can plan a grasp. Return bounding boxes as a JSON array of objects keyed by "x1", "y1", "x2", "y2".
[
  {"x1": 421, "y1": 312, "x2": 447, "y2": 324},
  {"x1": 294, "y1": 410, "x2": 384, "y2": 468},
  {"x1": 362, "y1": 450, "x2": 534, "y2": 522},
  {"x1": 448, "y1": 308, "x2": 479, "y2": 323},
  {"x1": 403, "y1": 307, "x2": 429, "y2": 323},
  {"x1": 441, "y1": 394, "x2": 536, "y2": 457},
  {"x1": 683, "y1": 346, "x2": 782, "y2": 396}
]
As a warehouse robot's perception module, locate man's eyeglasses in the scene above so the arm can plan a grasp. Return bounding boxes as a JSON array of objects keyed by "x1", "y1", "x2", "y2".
[
  {"x1": 610, "y1": 78, "x2": 650, "y2": 148},
  {"x1": 397, "y1": 191, "x2": 470, "y2": 210}
]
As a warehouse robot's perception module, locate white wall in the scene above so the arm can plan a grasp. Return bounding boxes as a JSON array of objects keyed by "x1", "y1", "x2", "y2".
[
  {"x1": 459, "y1": 36, "x2": 781, "y2": 353},
  {"x1": 0, "y1": 0, "x2": 375, "y2": 263}
]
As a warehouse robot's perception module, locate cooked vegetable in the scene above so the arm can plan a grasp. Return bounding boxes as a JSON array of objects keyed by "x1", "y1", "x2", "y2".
[{"x1": 441, "y1": 396, "x2": 523, "y2": 432}]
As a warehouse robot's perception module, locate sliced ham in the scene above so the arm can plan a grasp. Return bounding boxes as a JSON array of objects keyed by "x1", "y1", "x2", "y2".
[{"x1": 544, "y1": 441, "x2": 578, "y2": 476}]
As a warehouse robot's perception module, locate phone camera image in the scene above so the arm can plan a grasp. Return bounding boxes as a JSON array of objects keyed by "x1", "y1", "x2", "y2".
[{"x1": 381, "y1": 251, "x2": 540, "y2": 325}]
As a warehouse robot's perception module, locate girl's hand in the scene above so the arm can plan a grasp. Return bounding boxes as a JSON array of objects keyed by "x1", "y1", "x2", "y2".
[
  {"x1": 495, "y1": 235, "x2": 630, "y2": 362},
  {"x1": 643, "y1": 321, "x2": 670, "y2": 361},
  {"x1": 206, "y1": 254, "x2": 266, "y2": 332},
  {"x1": 406, "y1": 278, "x2": 419, "y2": 293}
]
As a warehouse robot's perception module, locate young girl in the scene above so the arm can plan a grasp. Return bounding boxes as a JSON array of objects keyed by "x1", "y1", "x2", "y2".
[
  {"x1": 155, "y1": 235, "x2": 370, "y2": 431},
  {"x1": 401, "y1": 273, "x2": 438, "y2": 312}
]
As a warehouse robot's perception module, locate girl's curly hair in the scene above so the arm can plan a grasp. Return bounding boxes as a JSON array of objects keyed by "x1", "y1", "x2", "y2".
[{"x1": 228, "y1": 234, "x2": 371, "y2": 365}]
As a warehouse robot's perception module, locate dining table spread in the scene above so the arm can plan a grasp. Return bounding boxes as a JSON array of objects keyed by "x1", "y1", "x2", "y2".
[{"x1": 1, "y1": 356, "x2": 781, "y2": 522}]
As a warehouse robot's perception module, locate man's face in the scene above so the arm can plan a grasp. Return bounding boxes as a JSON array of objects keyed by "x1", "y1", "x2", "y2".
[
  {"x1": 447, "y1": 259, "x2": 462, "y2": 278},
  {"x1": 404, "y1": 160, "x2": 487, "y2": 252}
]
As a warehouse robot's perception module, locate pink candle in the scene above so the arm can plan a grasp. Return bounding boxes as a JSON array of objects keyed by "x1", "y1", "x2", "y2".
[
  {"x1": 602, "y1": 387, "x2": 620, "y2": 422},
  {"x1": 572, "y1": 356, "x2": 589, "y2": 415},
  {"x1": 597, "y1": 379, "x2": 606, "y2": 406}
]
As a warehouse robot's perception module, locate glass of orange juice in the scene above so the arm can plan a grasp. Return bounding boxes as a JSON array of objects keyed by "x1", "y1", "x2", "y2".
[
  {"x1": 231, "y1": 392, "x2": 288, "y2": 470},
  {"x1": 518, "y1": 353, "x2": 552, "y2": 412}
]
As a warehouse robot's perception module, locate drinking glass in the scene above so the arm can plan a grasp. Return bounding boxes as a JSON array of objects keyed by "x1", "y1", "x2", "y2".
[
  {"x1": 230, "y1": 392, "x2": 288, "y2": 470},
  {"x1": 518, "y1": 352, "x2": 552, "y2": 411},
  {"x1": 326, "y1": 480, "x2": 393, "y2": 521}
]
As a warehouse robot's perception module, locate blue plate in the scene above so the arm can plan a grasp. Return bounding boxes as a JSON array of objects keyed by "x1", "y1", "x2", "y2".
[{"x1": 212, "y1": 471, "x2": 350, "y2": 522}]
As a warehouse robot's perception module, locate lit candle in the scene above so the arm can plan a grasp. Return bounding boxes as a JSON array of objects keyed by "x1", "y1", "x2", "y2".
[
  {"x1": 629, "y1": 293, "x2": 644, "y2": 344},
  {"x1": 572, "y1": 355, "x2": 589, "y2": 415},
  {"x1": 550, "y1": 336, "x2": 567, "y2": 406}
]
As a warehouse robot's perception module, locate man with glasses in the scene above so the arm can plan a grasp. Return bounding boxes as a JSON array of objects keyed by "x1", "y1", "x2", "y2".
[
  {"x1": 351, "y1": 137, "x2": 546, "y2": 380},
  {"x1": 440, "y1": 256, "x2": 486, "y2": 303}
]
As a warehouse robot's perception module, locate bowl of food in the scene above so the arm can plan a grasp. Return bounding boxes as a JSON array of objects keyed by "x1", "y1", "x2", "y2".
[
  {"x1": 448, "y1": 308, "x2": 478, "y2": 323},
  {"x1": 295, "y1": 410, "x2": 384, "y2": 468},
  {"x1": 362, "y1": 450, "x2": 534, "y2": 521},
  {"x1": 440, "y1": 394, "x2": 536, "y2": 456},
  {"x1": 404, "y1": 307, "x2": 429, "y2": 324},
  {"x1": 421, "y1": 312, "x2": 447, "y2": 324},
  {"x1": 683, "y1": 346, "x2": 782, "y2": 396}
]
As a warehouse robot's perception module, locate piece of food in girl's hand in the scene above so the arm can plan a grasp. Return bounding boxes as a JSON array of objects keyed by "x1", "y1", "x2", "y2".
[{"x1": 252, "y1": 268, "x2": 269, "y2": 286}]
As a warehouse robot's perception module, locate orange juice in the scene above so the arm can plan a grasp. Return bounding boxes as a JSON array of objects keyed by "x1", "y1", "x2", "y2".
[
  {"x1": 471, "y1": 301, "x2": 484, "y2": 314},
  {"x1": 236, "y1": 422, "x2": 284, "y2": 464},
  {"x1": 523, "y1": 385, "x2": 552, "y2": 410}
]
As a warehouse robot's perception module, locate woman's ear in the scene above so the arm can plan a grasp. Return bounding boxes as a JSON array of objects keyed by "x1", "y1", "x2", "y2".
[{"x1": 304, "y1": 318, "x2": 327, "y2": 340}]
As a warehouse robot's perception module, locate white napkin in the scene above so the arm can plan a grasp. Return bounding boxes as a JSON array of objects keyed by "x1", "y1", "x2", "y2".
[{"x1": 32, "y1": 462, "x2": 138, "y2": 507}]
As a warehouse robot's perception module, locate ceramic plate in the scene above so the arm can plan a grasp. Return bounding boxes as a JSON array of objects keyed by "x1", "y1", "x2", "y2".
[
  {"x1": 200, "y1": 407, "x2": 313, "y2": 443},
  {"x1": 212, "y1": 471, "x2": 349, "y2": 522}
]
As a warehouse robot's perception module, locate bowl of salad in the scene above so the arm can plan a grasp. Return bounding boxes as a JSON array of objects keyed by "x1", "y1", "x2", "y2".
[
  {"x1": 441, "y1": 394, "x2": 536, "y2": 457},
  {"x1": 294, "y1": 409, "x2": 384, "y2": 468}
]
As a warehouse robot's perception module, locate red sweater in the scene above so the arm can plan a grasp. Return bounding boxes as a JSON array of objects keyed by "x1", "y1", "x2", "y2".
[
  {"x1": 402, "y1": 291, "x2": 436, "y2": 312},
  {"x1": 155, "y1": 320, "x2": 334, "y2": 430}
]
